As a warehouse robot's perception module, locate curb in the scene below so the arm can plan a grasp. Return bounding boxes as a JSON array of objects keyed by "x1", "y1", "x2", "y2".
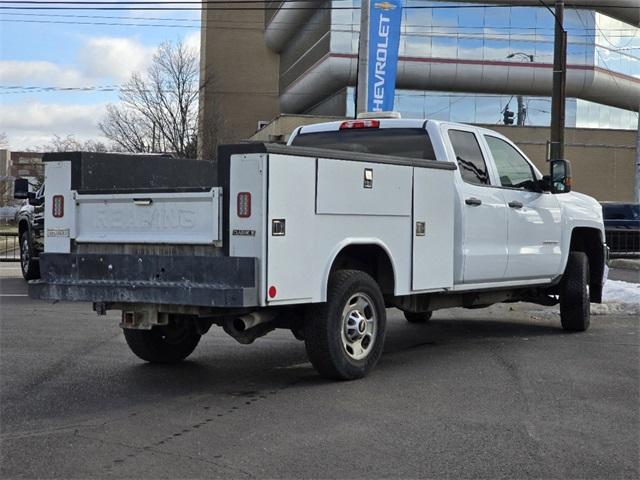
[{"x1": 609, "y1": 259, "x2": 640, "y2": 271}]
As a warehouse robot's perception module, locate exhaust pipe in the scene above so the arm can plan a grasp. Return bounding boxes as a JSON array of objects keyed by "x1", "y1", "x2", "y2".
[
  {"x1": 233, "y1": 311, "x2": 277, "y2": 332},
  {"x1": 224, "y1": 310, "x2": 277, "y2": 344}
]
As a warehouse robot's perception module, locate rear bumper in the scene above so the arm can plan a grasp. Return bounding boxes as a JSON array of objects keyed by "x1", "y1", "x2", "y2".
[{"x1": 29, "y1": 253, "x2": 258, "y2": 308}]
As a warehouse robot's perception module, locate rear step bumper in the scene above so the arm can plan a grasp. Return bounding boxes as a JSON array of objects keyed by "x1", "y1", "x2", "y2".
[{"x1": 29, "y1": 253, "x2": 258, "y2": 307}]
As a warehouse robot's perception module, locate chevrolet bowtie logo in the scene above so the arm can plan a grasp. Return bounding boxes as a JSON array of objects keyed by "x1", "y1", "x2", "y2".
[{"x1": 374, "y1": 1, "x2": 396, "y2": 11}]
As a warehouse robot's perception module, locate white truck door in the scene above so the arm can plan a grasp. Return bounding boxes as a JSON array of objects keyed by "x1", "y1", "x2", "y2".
[
  {"x1": 412, "y1": 167, "x2": 454, "y2": 290},
  {"x1": 483, "y1": 135, "x2": 562, "y2": 279},
  {"x1": 446, "y1": 127, "x2": 508, "y2": 284}
]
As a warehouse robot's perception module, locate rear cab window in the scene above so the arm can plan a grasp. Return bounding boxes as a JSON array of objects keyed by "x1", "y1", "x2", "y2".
[
  {"x1": 290, "y1": 128, "x2": 437, "y2": 161},
  {"x1": 447, "y1": 130, "x2": 490, "y2": 186}
]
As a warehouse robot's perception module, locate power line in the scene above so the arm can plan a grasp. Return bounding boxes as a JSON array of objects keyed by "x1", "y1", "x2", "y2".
[
  {"x1": 0, "y1": 0, "x2": 638, "y2": 5},
  {"x1": 1, "y1": 2, "x2": 639, "y2": 11},
  {"x1": 1, "y1": 15, "x2": 639, "y2": 42},
  {"x1": 1, "y1": 10, "x2": 638, "y2": 33}
]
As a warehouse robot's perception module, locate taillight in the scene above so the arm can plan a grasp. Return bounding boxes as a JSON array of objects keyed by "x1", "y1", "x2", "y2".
[
  {"x1": 52, "y1": 195, "x2": 64, "y2": 218},
  {"x1": 339, "y1": 119, "x2": 380, "y2": 130},
  {"x1": 237, "y1": 192, "x2": 251, "y2": 218}
]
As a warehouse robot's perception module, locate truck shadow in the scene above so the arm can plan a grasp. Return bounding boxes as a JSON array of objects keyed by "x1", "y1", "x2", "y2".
[
  {"x1": 2, "y1": 315, "x2": 566, "y2": 428},
  {"x1": 120, "y1": 315, "x2": 563, "y2": 391}
]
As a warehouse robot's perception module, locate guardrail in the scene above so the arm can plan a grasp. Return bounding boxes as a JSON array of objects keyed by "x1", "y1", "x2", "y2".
[{"x1": 0, "y1": 233, "x2": 20, "y2": 262}]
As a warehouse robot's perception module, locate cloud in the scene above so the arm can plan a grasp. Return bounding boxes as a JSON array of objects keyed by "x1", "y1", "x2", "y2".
[
  {"x1": 0, "y1": 101, "x2": 108, "y2": 150},
  {"x1": 0, "y1": 61, "x2": 86, "y2": 87},
  {"x1": 0, "y1": 36, "x2": 152, "y2": 88},
  {"x1": 78, "y1": 37, "x2": 153, "y2": 81},
  {"x1": 184, "y1": 30, "x2": 201, "y2": 56}
]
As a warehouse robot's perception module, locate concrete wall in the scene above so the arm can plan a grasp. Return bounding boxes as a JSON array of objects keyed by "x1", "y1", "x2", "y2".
[
  {"x1": 251, "y1": 116, "x2": 638, "y2": 202},
  {"x1": 197, "y1": 5, "x2": 280, "y2": 160}
]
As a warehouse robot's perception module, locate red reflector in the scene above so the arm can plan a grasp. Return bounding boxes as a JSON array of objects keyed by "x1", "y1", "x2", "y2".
[
  {"x1": 52, "y1": 195, "x2": 64, "y2": 218},
  {"x1": 339, "y1": 119, "x2": 380, "y2": 130},
  {"x1": 268, "y1": 286, "x2": 277, "y2": 299},
  {"x1": 237, "y1": 192, "x2": 251, "y2": 218}
]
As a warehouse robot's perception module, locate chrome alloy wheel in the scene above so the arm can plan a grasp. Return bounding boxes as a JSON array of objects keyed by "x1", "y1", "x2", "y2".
[
  {"x1": 340, "y1": 293, "x2": 377, "y2": 360},
  {"x1": 20, "y1": 236, "x2": 30, "y2": 273}
]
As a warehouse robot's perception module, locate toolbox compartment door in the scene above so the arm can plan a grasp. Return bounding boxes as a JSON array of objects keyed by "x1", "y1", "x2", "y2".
[{"x1": 412, "y1": 167, "x2": 454, "y2": 290}]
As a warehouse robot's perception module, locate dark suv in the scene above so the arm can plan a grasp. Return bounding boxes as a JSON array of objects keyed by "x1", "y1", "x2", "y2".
[{"x1": 14, "y1": 180, "x2": 44, "y2": 280}]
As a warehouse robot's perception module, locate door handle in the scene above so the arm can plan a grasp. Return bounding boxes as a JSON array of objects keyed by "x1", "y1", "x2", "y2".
[
  {"x1": 465, "y1": 197, "x2": 482, "y2": 206},
  {"x1": 508, "y1": 201, "x2": 523, "y2": 209}
]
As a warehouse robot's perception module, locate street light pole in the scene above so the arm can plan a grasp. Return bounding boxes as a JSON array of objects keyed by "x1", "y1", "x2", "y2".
[{"x1": 550, "y1": 0, "x2": 567, "y2": 161}]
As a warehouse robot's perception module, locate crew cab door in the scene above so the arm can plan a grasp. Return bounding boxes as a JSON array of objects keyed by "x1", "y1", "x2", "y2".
[
  {"x1": 482, "y1": 135, "x2": 562, "y2": 279},
  {"x1": 446, "y1": 127, "x2": 508, "y2": 284}
]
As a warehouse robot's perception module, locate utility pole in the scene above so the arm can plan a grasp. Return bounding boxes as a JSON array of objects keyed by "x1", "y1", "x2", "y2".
[
  {"x1": 516, "y1": 96, "x2": 526, "y2": 126},
  {"x1": 506, "y1": 53, "x2": 534, "y2": 127},
  {"x1": 635, "y1": 105, "x2": 640, "y2": 203},
  {"x1": 550, "y1": 0, "x2": 567, "y2": 161}
]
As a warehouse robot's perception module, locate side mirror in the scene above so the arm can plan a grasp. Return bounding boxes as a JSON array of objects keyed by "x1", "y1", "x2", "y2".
[
  {"x1": 13, "y1": 178, "x2": 33, "y2": 200},
  {"x1": 550, "y1": 159, "x2": 572, "y2": 193}
]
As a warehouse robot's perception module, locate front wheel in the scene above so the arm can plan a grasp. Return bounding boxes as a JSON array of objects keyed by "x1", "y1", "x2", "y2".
[
  {"x1": 560, "y1": 252, "x2": 590, "y2": 332},
  {"x1": 123, "y1": 317, "x2": 201, "y2": 363},
  {"x1": 304, "y1": 270, "x2": 386, "y2": 380},
  {"x1": 19, "y1": 231, "x2": 40, "y2": 281}
]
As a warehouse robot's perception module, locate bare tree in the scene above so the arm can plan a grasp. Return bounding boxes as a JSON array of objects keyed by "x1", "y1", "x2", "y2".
[
  {"x1": 37, "y1": 134, "x2": 108, "y2": 153},
  {"x1": 99, "y1": 41, "x2": 200, "y2": 158}
]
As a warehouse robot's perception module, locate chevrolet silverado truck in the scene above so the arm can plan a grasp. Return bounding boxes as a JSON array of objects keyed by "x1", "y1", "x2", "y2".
[{"x1": 29, "y1": 117, "x2": 607, "y2": 380}]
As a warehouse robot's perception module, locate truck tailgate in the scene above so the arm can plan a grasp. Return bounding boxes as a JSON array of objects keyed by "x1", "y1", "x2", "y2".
[{"x1": 74, "y1": 189, "x2": 221, "y2": 244}]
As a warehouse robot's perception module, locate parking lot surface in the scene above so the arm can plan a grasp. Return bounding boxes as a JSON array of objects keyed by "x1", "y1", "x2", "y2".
[{"x1": 1, "y1": 266, "x2": 638, "y2": 479}]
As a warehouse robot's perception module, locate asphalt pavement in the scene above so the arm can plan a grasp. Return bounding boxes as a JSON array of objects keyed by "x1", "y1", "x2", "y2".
[{"x1": 1, "y1": 264, "x2": 638, "y2": 479}]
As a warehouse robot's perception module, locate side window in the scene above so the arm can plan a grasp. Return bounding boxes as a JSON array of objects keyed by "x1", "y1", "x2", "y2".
[
  {"x1": 485, "y1": 136, "x2": 536, "y2": 189},
  {"x1": 448, "y1": 130, "x2": 490, "y2": 186}
]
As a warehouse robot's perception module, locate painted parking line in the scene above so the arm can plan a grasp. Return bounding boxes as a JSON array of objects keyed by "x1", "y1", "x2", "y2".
[{"x1": 0, "y1": 294, "x2": 28, "y2": 297}]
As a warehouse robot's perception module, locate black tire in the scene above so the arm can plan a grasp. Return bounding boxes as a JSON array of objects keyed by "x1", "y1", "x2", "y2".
[
  {"x1": 304, "y1": 270, "x2": 387, "y2": 380},
  {"x1": 403, "y1": 311, "x2": 433, "y2": 323},
  {"x1": 123, "y1": 318, "x2": 201, "y2": 363},
  {"x1": 560, "y1": 252, "x2": 590, "y2": 332},
  {"x1": 19, "y1": 231, "x2": 40, "y2": 281}
]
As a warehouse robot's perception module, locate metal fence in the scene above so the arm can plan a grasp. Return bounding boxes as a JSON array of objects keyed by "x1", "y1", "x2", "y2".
[
  {"x1": 606, "y1": 230, "x2": 640, "y2": 258},
  {"x1": 0, "y1": 233, "x2": 19, "y2": 262}
]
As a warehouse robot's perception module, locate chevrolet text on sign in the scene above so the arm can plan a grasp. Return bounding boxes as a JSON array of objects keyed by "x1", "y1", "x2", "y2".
[{"x1": 367, "y1": 0, "x2": 403, "y2": 112}]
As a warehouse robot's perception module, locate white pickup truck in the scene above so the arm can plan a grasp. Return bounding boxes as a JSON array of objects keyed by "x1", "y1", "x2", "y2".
[{"x1": 31, "y1": 117, "x2": 607, "y2": 380}]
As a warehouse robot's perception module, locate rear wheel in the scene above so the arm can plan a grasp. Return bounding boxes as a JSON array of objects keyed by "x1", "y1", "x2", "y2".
[
  {"x1": 19, "y1": 231, "x2": 40, "y2": 281},
  {"x1": 560, "y1": 252, "x2": 590, "y2": 332},
  {"x1": 404, "y1": 311, "x2": 433, "y2": 323},
  {"x1": 123, "y1": 317, "x2": 201, "y2": 363},
  {"x1": 304, "y1": 270, "x2": 386, "y2": 380}
]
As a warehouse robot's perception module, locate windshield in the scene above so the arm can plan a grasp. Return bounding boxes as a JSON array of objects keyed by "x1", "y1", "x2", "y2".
[{"x1": 291, "y1": 128, "x2": 437, "y2": 161}]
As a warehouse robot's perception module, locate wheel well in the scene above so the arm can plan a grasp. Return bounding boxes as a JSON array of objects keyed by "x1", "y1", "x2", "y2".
[
  {"x1": 18, "y1": 219, "x2": 29, "y2": 237},
  {"x1": 569, "y1": 227, "x2": 605, "y2": 303},
  {"x1": 330, "y1": 244, "x2": 395, "y2": 295}
]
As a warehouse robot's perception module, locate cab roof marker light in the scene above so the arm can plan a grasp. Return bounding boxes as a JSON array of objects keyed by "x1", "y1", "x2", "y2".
[{"x1": 340, "y1": 119, "x2": 380, "y2": 130}]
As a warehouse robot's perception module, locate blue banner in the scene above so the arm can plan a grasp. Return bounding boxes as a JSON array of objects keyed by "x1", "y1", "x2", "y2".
[{"x1": 366, "y1": 0, "x2": 403, "y2": 112}]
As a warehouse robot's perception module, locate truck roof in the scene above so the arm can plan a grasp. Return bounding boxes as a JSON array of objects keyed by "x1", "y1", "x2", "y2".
[{"x1": 292, "y1": 118, "x2": 500, "y2": 138}]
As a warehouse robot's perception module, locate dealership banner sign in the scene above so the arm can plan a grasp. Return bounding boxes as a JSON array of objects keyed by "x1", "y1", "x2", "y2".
[{"x1": 366, "y1": 0, "x2": 403, "y2": 112}]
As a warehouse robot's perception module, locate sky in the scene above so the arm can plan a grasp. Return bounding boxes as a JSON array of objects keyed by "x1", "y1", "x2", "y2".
[{"x1": 0, "y1": 1, "x2": 201, "y2": 150}]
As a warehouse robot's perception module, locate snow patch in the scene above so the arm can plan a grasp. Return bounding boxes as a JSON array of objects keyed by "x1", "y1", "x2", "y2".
[{"x1": 591, "y1": 280, "x2": 640, "y2": 316}]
